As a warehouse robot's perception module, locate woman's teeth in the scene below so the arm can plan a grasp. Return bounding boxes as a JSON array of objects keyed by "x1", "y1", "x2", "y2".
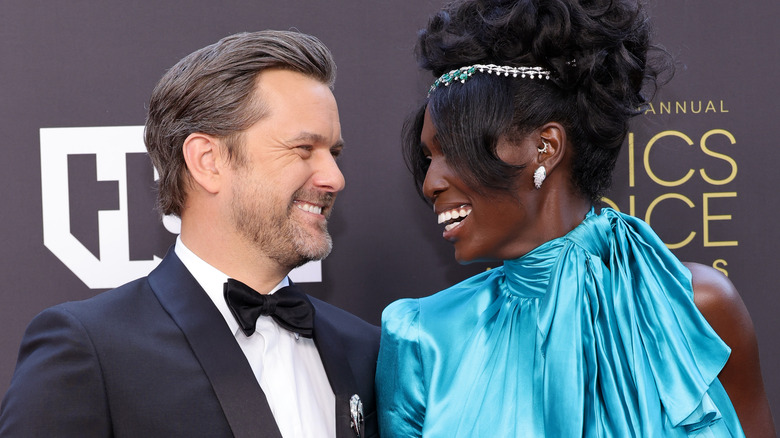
[
  {"x1": 444, "y1": 221, "x2": 461, "y2": 232},
  {"x1": 438, "y1": 206, "x2": 472, "y2": 231}
]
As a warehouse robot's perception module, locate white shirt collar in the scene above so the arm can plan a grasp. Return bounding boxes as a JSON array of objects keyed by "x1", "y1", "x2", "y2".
[{"x1": 174, "y1": 235, "x2": 289, "y2": 335}]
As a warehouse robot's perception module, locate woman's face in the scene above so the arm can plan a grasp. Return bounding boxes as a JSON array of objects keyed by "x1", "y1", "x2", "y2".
[{"x1": 420, "y1": 107, "x2": 546, "y2": 263}]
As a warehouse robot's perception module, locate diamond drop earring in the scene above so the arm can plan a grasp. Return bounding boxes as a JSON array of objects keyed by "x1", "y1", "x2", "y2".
[{"x1": 533, "y1": 166, "x2": 546, "y2": 189}]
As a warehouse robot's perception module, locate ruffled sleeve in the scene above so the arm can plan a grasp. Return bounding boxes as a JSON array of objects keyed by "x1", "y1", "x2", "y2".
[
  {"x1": 612, "y1": 212, "x2": 731, "y2": 428},
  {"x1": 376, "y1": 299, "x2": 426, "y2": 437},
  {"x1": 540, "y1": 208, "x2": 741, "y2": 436}
]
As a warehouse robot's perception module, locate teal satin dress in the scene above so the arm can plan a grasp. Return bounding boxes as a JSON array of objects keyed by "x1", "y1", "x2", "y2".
[{"x1": 376, "y1": 208, "x2": 744, "y2": 437}]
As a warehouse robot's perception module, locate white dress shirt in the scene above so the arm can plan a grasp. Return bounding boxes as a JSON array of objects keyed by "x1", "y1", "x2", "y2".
[{"x1": 174, "y1": 237, "x2": 335, "y2": 438}]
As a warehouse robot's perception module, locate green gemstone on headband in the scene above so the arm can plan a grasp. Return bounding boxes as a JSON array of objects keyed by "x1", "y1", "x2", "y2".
[{"x1": 427, "y1": 63, "x2": 552, "y2": 97}]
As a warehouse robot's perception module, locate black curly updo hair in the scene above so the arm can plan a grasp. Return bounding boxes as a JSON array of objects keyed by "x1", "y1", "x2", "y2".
[{"x1": 404, "y1": 0, "x2": 671, "y2": 203}]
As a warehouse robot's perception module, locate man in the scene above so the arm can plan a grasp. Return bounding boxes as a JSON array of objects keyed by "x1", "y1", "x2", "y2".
[{"x1": 0, "y1": 31, "x2": 380, "y2": 438}]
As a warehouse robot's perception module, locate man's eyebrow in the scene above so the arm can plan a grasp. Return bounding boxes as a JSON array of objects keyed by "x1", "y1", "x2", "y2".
[{"x1": 287, "y1": 131, "x2": 344, "y2": 148}]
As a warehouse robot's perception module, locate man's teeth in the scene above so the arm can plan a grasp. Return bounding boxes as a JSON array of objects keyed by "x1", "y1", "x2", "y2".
[
  {"x1": 437, "y1": 206, "x2": 472, "y2": 225},
  {"x1": 296, "y1": 202, "x2": 322, "y2": 214}
]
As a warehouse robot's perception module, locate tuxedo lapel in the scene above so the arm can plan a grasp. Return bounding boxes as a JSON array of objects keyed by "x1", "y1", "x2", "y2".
[
  {"x1": 148, "y1": 249, "x2": 282, "y2": 438},
  {"x1": 311, "y1": 302, "x2": 361, "y2": 438}
]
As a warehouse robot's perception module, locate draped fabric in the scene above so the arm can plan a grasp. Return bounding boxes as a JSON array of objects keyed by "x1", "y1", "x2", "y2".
[{"x1": 376, "y1": 208, "x2": 744, "y2": 437}]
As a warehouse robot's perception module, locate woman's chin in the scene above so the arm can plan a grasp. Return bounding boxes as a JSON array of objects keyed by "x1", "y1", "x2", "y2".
[
  {"x1": 453, "y1": 248, "x2": 488, "y2": 265},
  {"x1": 453, "y1": 252, "x2": 473, "y2": 265}
]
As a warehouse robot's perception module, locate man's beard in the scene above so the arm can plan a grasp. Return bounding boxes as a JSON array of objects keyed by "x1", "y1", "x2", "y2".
[{"x1": 231, "y1": 184, "x2": 334, "y2": 270}]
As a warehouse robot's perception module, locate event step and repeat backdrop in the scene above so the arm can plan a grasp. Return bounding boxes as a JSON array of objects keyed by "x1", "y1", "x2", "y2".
[{"x1": 1, "y1": 0, "x2": 778, "y2": 418}]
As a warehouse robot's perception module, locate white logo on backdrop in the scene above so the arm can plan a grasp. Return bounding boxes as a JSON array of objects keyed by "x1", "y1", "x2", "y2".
[{"x1": 40, "y1": 126, "x2": 321, "y2": 289}]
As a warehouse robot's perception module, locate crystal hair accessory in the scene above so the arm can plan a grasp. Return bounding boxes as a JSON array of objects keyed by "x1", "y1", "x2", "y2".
[{"x1": 428, "y1": 64, "x2": 551, "y2": 97}]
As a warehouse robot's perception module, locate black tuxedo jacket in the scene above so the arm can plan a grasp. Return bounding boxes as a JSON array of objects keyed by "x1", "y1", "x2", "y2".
[{"x1": 0, "y1": 250, "x2": 380, "y2": 437}]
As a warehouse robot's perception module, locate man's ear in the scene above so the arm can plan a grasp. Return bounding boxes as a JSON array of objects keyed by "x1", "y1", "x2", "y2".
[
  {"x1": 536, "y1": 122, "x2": 567, "y2": 173},
  {"x1": 182, "y1": 133, "x2": 223, "y2": 194}
]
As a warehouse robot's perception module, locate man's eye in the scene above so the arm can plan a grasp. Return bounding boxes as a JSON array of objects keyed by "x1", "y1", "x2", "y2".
[{"x1": 295, "y1": 145, "x2": 314, "y2": 157}]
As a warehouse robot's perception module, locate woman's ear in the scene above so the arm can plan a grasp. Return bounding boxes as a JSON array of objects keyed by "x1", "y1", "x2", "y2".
[
  {"x1": 182, "y1": 132, "x2": 223, "y2": 194},
  {"x1": 528, "y1": 123, "x2": 568, "y2": 190},
  {"x1": 537, "y1": 122, "x2": 567, "y2": 173}
]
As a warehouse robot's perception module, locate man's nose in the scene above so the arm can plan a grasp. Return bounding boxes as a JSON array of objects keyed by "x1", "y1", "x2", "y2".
[{"x1": 312, "y1": 152, "x2": 345, "y2": 193}]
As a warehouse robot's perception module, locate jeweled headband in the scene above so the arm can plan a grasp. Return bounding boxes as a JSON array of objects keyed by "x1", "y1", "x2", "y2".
[{"x1": 427, "y1": 64, "x2": 551, "y2": 97}]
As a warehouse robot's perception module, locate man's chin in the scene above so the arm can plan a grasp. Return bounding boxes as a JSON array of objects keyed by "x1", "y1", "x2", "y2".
[
  {"x1": 284, "y1": 237, "x2": 332, "y2": 269},
  {"x1": 285, "y1": 251, "x2": 328, "y2": 270},
  {"x1": 299, "y1": 244, "x2": 332, "y2": 265}
]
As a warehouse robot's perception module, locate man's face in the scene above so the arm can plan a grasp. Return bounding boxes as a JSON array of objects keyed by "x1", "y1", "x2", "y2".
[{"x1": 225, "y1": 69, "x2": 344, "y2": 270}]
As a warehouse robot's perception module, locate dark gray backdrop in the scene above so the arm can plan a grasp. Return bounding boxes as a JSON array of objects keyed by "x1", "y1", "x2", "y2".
[{"x1": 1, "y1": 0, "x2": 777, "y2": 421}]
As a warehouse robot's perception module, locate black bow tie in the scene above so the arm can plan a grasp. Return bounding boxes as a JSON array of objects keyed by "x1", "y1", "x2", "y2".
[{"x1": 224, "y1": 279, "x2": 315, "y2": 338}]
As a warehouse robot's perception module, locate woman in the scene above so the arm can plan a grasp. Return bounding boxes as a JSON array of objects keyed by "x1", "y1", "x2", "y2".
[{"x1": 375, "y1": 0, "x2": 776, "y2": 436}]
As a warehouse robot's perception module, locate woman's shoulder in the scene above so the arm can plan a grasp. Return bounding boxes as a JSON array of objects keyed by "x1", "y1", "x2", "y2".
[
  {"x1": 684, "y1": 261, "x2": 754, "y2": 357},
  {"x1": 685, "y1": 263, "x2": 739, "y2": 308},
  {"x1": 381, "y1": 297, "x2": 421, "y2": 329},
  {"x1": 684, "y1": 262, "x2": 776, "y2": 437},
  {"x1": 684, "y1": 262, "x2": 749, "y2": 335},
  {"x1": 380, "y1": 286, "x2": 475, "y2": 327},
  {"x1": 381, "y1": 268, "x2": 501, "y2": 332}
]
